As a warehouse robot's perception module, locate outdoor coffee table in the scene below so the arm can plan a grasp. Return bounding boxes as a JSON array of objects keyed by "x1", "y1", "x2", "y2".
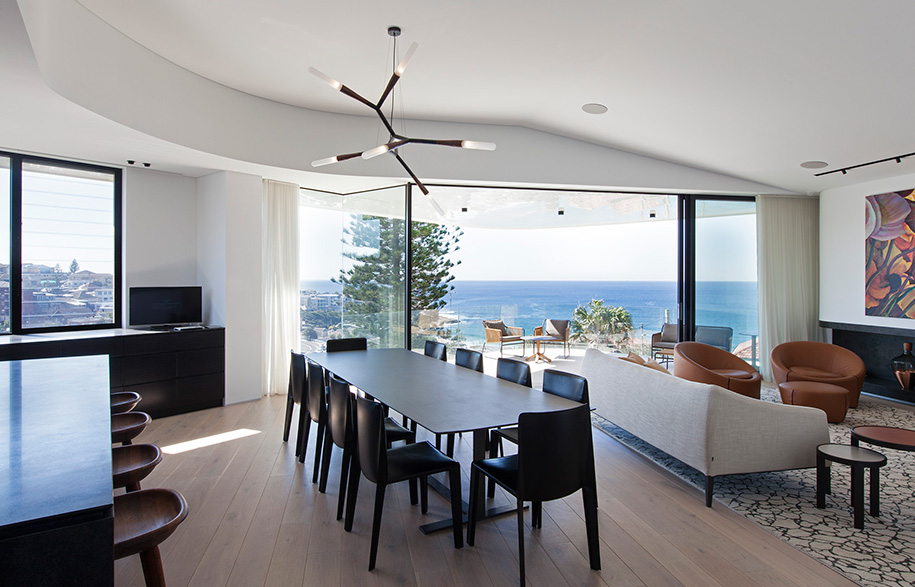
[
  {"x1": 521, "y1": 335, "x2": 553, "y2": 363},
  {"x1": 851, "y1": 426, "x2": 915, "y2": 452},
  {"x1": 816, "y1": 443, "x2": 887, "y2": 529}
]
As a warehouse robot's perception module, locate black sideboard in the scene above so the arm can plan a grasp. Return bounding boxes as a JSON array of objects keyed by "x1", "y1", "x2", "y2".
[
  {"x1": 822, "y1": 320, "x2": 915, "y2": 405},
  {"x1": 0, "y1": 327, "x2": 225, "y2": 418}
]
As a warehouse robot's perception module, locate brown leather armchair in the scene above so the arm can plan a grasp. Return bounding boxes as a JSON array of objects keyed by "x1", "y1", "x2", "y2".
[
  {"x1": 673, "y1": 341, "x2": 762, "y2": 399},
  {"x1": 770, "y1": 341, "x2": 865, "y2": 408}
]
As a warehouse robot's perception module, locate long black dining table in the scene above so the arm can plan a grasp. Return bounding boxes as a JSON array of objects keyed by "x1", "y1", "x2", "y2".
[{"x1": 306, "y1": 348, "x2": 583, "y2": 533}]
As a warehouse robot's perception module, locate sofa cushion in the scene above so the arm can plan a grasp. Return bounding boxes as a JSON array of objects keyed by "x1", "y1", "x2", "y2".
[
  {"x1": 644, "y1": 359, "x2": 671, "y2": 374},
  {"x1": 661, "y1": 323, "x2": 679, "y2": 343},
  {"x1": 621, "y1": 351, "x2": 646, "y2": 365}
]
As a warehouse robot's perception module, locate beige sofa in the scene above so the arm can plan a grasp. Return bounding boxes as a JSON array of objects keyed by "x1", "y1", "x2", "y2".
[{"x1": 579, "y1": 348, "x2": 830, "y2": 507}]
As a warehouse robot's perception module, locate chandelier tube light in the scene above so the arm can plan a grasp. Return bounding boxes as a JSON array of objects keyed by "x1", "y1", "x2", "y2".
[{"x1": 309, "y1": 26, "x2": 495, "y2": 208}]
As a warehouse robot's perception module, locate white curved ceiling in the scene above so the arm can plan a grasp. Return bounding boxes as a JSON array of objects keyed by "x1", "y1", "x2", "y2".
[{"x1": 68, "y1": 0, "x2": 915, "y2": 193}]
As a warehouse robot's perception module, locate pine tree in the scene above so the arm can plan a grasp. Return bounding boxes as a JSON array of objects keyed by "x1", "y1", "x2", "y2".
[{"x1": 333, "y1": 215, "x2": 461, "y2": 319}]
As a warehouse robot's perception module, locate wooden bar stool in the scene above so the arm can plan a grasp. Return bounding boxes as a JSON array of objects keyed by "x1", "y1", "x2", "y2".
[
  {"x1": 114, "y1": 488, "x2": 188, "y2": 587},
  {"x1": 112, "y1": 411, "x2": 151, "y2": 446},
  {"x1": 111, "y1": 391, "x2": 142, "y2": 414},
  {"x1": 113, "y1": 444, "x2": 162, "y2": 492}
]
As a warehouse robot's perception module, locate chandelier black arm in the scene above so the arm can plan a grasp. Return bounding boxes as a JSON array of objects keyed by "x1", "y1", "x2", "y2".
[
  {"x1": 391, "y1": 150, "x2": 429, "y2": 195},
  {"x1": 377, "y1": 72, "x2": 401, "y2": 109},
  {"x1": 338, "y1": 84, "x2": 377, "y2": 110},
  {"x1": 405, "y1": 138, "x2": 464, "y2": 148}
]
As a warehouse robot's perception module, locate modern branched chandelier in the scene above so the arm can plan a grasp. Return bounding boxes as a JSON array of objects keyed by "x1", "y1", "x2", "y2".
[{"x1": 309, "y1": 26, "x2": 495, "y2": 213}]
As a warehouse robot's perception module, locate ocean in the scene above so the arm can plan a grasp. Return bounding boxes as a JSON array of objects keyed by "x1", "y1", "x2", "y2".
[{"x1": 301, "y1": 279, "x2": 758, "y2": 348}]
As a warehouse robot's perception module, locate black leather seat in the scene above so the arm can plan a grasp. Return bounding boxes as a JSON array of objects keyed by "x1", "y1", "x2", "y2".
[
  {"x1": 345, "y1": 395, "x2": 464, "y2": 570},
  {"x1": 467, "y1": 404, "x2": 601, "y2": 586}
]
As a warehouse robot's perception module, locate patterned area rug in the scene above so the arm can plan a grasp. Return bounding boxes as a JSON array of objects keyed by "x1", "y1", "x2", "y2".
[{"x1": 592, "y1": 389, "x2": 915, "y2": 587}]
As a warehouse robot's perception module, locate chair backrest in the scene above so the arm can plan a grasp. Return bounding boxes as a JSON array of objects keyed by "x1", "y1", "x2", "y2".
[
  {"x1": 306, "y1": 360, "x2": 327, "y2": 423},
  {"x1": 517, "y1": 404, "x2": 593, "y2": 502},
  {"x1": 327, "y1": 376, "x2": 353, "y2": 451},
  {"x1": 544, "y1": 319, "x2": 569, "y2": 339},
  {"x1": 326, "y1": 337, "x2": 368, "y2": 352},
  {"x1": 424, "y1": 340, "x2": 447, "y2": 361},
  {"x1": 289, "y1": 351, "x2": 305, "y2": 404},
  {"x1": 694, "y1": 325, "x2": 732, "y2": 351},
  {"x1": 355, "y1": 395, "x2": 388, "y2": 485},
  {"x1": 455, "y1": 348, "x2": 484, "y2": 373},
  {"x1": 542, "y1": 369, "x2": 589, "y2": 405},
  {"x1": 496, "y1": 357, "x2": 532, "y2": 387},
  {"x1": 660, "y1": 322, "x2": 679, "y2": 343}
]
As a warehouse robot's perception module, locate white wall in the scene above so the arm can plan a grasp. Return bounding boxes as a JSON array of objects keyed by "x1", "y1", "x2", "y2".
[
  {"x1": 197, "y1": 171, "x2": 264, "y2": 405},
  {"x1": 820, "y1": 171, "x2": 915, "y2": 331},
  {"x1": 123, "y1": 167, "x2": 198, "y2": 324}
]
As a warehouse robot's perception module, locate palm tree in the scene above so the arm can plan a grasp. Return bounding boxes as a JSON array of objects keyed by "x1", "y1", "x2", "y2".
[{"x1": 571, "y1": 299, "x2": 633, "y2": 348}]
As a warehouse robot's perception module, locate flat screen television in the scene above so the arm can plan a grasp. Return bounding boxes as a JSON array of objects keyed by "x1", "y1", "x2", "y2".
[{"x1": 129, "y1": 286, "x2": 203, "y2": 327}]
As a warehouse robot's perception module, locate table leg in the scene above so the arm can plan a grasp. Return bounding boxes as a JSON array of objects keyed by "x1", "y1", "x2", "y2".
[
  {"x1": 419, "y1": 428, "x2": 523, "y2": 534},
  {"x1": 816, "y1": 452, "x2": 827, "y2": 509},
  {"x1": 851, "y1": 465, "x2": 864, "y2": 530},
  {"x1": 870, "y1": 466, "x2": 880, "y2": 517}
]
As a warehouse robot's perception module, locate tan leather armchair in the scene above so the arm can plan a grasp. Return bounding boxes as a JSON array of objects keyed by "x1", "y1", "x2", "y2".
[
  {"x1": 770, "y1": 341, "x2": 865, "y2": 408},
  {"x1": 482, "y1": 320, "x2": 525, "y2": 356},
  {"x1": 673, "y1": 341, "x2": 762, "y2": 399}
]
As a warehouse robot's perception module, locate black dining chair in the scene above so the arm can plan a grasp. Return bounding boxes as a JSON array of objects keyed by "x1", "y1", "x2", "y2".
[
  {"x1": 496, "y1": 357, "x2": 532, "y2": 387},
  {"x1": 282, "y1": 351, "x2": 308, "y2": 458},
  {"x1": 346, "y1": 395, "x2": 464, "y2": 571},
  {"x1": 488, "y1": 369, "x2": 589, "y2": 496},
  {"x1": 299, "y1": 360, "x2": 331, "y2": 488},
  {"x1": 455, "y1": 348, "x2": 484, "y2": 373},
  {"x1": 424, "y1": 340, "x2": 447, "y2": 361},
  {"x1": 467, "y1": 404, "x2": 601, "y2": 586},
  {"x1": 324, "y1": 376, "x2": 417, "y2": 506},
  {"x1": 326, "y1": 337, "x2": 368, "y2": 352}
]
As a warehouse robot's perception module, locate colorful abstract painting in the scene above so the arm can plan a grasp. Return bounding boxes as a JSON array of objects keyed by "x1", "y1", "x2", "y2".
[{"x1": 866, "y1": 189, "x2": 915, "y2": 318}]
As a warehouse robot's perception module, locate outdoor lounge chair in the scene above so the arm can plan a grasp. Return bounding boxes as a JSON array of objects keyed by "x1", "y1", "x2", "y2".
[
  {"x1": 651, "y1": 323, "x2": 679, "y2": 362},
  {"x1": 533, "y1": 319, "x2": 570, "y2": 357},
  {"x1": 482, "y1": 320, "x2": 525, "y2": 356}
]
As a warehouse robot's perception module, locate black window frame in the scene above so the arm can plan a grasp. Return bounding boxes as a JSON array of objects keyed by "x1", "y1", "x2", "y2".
[{"x1": 3, "y1": 150, "x2": 122, "y2": 334}]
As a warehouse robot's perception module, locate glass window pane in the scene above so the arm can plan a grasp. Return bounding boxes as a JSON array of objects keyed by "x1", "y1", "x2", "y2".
[
  {"x1": 695, "y1": 199, "x2": 758, "y2": 365},
  {"x1": 299, "y1": 186, "x2": 406, "y2": 350},
  {"x1": 410, "y1": 186, "x2": 678, "y2": 358},
  {"x1": 20, "y1": 162, "x2": 116, "y2": 328},
  {"x1": 0, "y1": 156, "x2": 9, "y2": 333}
]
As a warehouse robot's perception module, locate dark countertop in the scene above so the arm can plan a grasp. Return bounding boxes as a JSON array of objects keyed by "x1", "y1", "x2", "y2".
[{"x1": 0, "y1": 355, "x2": 112, "y2": 535}]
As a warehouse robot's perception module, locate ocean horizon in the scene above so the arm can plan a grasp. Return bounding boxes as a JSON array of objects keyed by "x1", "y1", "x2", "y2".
[{"x1": 301, "y1": 279, "x2": 758, "y2": 347}]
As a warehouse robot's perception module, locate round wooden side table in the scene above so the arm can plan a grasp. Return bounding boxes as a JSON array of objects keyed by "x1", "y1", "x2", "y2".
[{"x1": 816, "y1": 443, "x2": 887, "y2": 529}]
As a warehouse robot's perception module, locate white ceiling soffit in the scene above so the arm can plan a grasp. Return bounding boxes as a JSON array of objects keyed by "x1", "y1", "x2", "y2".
[
  {"x1": 61, "y1": 0, "x2": 915, "y2": 194},
  {"x1": 300, "y1": 186, "x2": 753, "y2": 229},
  {"x1": 14, "y1": 0, "x2": 792, "y2": 196}
]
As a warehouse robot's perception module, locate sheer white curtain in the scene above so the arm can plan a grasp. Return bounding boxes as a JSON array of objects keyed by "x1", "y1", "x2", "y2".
[
  {"x1": 263, "y1": 179, "x2": 300, "y2": 397},
  {"x1": 757, "y1": 194, "x2": 825, "y2": 379}
]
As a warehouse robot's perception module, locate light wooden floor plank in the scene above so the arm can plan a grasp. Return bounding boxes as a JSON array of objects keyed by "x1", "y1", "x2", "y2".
[{"x1": 112, "y1": 395, "x2": 857, "y2": 587}]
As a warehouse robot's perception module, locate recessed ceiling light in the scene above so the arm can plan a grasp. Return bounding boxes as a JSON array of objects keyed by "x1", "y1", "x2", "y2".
[
  {"x1": 582, "y1": 103, "x2": 608, "y2": 115},
  {"x1": 800, "y1": 160, "x2": 828, "y2": 169}
]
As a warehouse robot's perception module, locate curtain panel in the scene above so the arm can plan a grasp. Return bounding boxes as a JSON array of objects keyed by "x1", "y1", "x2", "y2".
[
  {"x1": 263, "y1": 179, "x2": 300, "y2": 396},
  {"x1": 756, "y1": 194, "x2": 825, "y2": 380}
]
